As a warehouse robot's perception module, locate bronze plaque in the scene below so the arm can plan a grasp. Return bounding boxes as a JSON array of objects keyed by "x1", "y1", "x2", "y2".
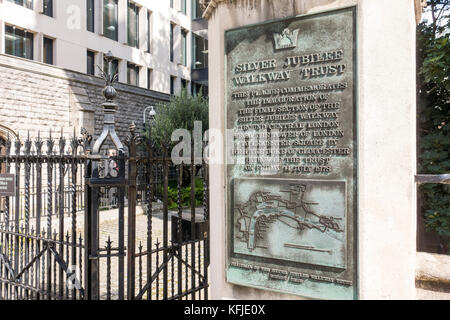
[
  {"x1": 0, "y1": 174, "x2": 15, "y2": 196},
  {"x1": 225, "y1": 7, "x2": 357, "y2": 299}
]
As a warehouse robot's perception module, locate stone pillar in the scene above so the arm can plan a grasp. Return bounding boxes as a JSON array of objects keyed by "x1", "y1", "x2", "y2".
[
  {"x1": 35, "y1": 0, "x2": 44, "y2": 13},
  {"x1": 34, "y1": 32, "x2": 44, "y2": 63},
  {"x1": 139, "y1": 63, "x2": 147, "y2": 88},
  {"x1": 206, "y1": 0, "x2": 419, "y2": 300},
  {"x1": 118, "y1": 0, "x2": 128, "y2": 45},
  {"x1": 139, "y1": 5, "x2": 147, "y2": 52},
  {"x1": 118, "y1": 58, "x2": 127, "y2": 84},
  {"x1": 356, "y1": 0, "x2": 417, "y2": 300},
  {"x1": 95, "y1": 51, "x2": 103, "y2": 77},
  {"x1": 97, "y1": 0, "x2": 104, "y2": 35}
]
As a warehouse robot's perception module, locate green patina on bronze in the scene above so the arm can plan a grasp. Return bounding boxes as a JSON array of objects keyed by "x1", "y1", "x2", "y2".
[{"x1": 225, "y1": 6, "x2": 358, "y2": 300}]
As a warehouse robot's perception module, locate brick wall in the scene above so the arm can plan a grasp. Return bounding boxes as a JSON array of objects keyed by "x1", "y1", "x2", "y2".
[{"x1": 0, "y1": 54, "x2": 170, "y2": 152}]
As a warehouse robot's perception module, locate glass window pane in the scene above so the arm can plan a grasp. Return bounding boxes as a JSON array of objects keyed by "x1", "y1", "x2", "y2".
[
  {"x1": 147, "y1": 68, "x2": 152, "y2": 90},
  {"x1": 7, "y1": 0, "x2": 34, "y2": 9},
  {"x1": 103, "y1": 0, "x2": 118, "y2": 41},
  {"x1": 204, "y1": 38, "x2": 209, "y2": 66},
  {"x1": 5, "y1": 26, "x2": 15, "y2": 56},
  {"x1": 43, "y1": 37, "x2": 53, "y2": 65},
  {"x1": 43, "y1": 0, "x2": 53, "y2": 17},
  {"x1": 170, "y1": 76, "x2": 176, "y2": 95},
  {"x1": 5, "y1": 25, "x2": 33, "y2": 60},
  {"x1": 127, "y1": 2, "x2": 139, "y2": 48},
  {"x1": 87, "y1": 50, "x2": 95, "y2": 75},
  {"x1": 181, "y1": 0, "x2": 186, "y2": 15},
  {"x1": 192, "y1": 0, "x2": 203, "y2": 19},
  {"x1": 87, "y1": 0, "x2": 95, "y2": 32},
  {"x1": 193, "y1": 34, "x2": 208, "y2": 69},
  {"x1": 127, "y1": 63, "x2": 139, "y2": 86},
  {"x1": 170, "y1": 24, "x2": 174, "y2": 62},
  {"x1": 181, "y1": 30, "x2": 187, "y2": 66}
]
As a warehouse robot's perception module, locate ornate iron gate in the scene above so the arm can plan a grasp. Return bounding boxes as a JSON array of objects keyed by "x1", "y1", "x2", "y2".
[
  {"x1": 0, "y1": 130, "x2": 88, "y2": 300},
  {"x1": 0, "y1": 53, "x2": 210, "y2": 300}
]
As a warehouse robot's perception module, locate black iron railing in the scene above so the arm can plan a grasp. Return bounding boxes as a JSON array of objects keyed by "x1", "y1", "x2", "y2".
[{"x1": 0, "y1": 51, "x2": 210, "y2": 300}]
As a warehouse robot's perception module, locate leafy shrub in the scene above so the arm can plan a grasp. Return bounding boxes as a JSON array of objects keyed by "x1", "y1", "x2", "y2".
[
  {"x1": 417, "y1": 6, "x2": 450, "y2": 252},
  {"x1": 164, "y1": 178, "x2": 204, "y2": 210}
]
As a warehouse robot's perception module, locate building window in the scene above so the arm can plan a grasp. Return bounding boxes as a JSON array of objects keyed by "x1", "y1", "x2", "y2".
[
  {"x1": 147, "y1": 11, "x2": 152, "y2": 53},
  {"x1": 192, "y1": 82, "x2": 200, "y2": 95},
  {"x1": 180, "y1": 0, "x2": 186, "y2": 15},
  {"x1": 103, "y1": 0, "x2": 118, "y2": 41},
  {"x1": 104, "y1": 56, "x2": 119, "y2": 76},
  {"x1": 192, "y1": 82, "x2": 207, "y2": 96},
  {"x1": 127, "y1": 63, "x2": 139, "y2": 87},
  {"x1": 170, "y1": 23, "x2": 175, "y2": 62},
  {"x1": 192, "y1": 0, "x2": 203, "y2": 19},
  {"x1": 127, "y1": 1, "x2": 139, "y2": 48},
  {"x1": 43, "y1": 0, "x2": 53, "y2": 17},
  {"x1": 193, "y1": 34, "x2": 208, "y2": 69},
  {"x1": 87, "y1": 0, "x2": 95, "y2": 32},
  {"x1": 6, "y1": 0, "x2": 33, "y2": 9},
  {"x1": 87, "y1": 50, "x2": 96, "y2": 75},
  {"x1": 181, "y1": 29, "x2": 187, "y2": 66},
  {"x1": 147, "y1": 68, "x2": 152, "y2": 90},
  {"x1": 181, "y1": 79, "x2": 188, "y2": 91},
  {"x1": 43, "y1": 37, "x2": 53, "y2": 65},
  {"x1": 170, "y1": 0, "x2": 173, "y2": 9},
  {"x1": 5, "y1": 25, "x2": 33, "y2": 60},
  {"x1": 170, "y1": 76, "x2": 176, "y2": 95}
]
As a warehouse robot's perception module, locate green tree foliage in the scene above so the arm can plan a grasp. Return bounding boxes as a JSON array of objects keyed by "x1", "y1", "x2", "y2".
[
  {"x1": 143, "y1": 88, "x2": 209, "y2": 192},
  {"x1": 417, "y1": 0, "x2": 449, "y2": 252},
  {"x1": 165, "y1": 178, "x2": 204, "y2": 210},
  {"x1": 144, "y1": 88, "x2": 209, "y2": 148}
]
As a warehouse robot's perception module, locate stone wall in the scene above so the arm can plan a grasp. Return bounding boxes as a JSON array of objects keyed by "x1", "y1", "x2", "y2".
[{"x1": 0, "y1": 53, "x2": 170, "y2": 151}]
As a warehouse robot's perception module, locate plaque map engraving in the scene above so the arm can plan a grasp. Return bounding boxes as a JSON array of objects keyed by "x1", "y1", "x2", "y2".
[
  {"x1": 225, "y1": 7, "x2": 357, "y2": 300},
  {"x1": 234, "y1": 178, "x2": 346, "y2": 269}
]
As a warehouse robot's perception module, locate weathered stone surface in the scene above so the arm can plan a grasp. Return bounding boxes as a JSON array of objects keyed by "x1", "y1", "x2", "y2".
[
  {"x1": 202, "y1": 0, "x2": 425, "y2": 23},
  {"x1": 416, "y1": 252, "x2": 450, "y2": 292},
  {"x1": 417, "y1": 252, "x2": 450, "y2": 281},
  {"x1": 416, "y1": 288, "x2": 450, "y2": 300}
]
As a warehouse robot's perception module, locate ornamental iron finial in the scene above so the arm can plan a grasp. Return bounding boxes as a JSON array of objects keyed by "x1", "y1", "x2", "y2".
[
  {"x1": 35, "y1": 131, "x2": 43, "y2": 156},
  {"x1": 98, "y1": 50, "x2": 119, "y2": 102},
  {"x1": 79, "y1": 127, "x2": 93, "y2": 154},
  {"x1": 24, "y1": 131, "x2": 32, "y2": 156},
  {"x1": 92, "y1": 50, "x2": 124, "y2": 154}
]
